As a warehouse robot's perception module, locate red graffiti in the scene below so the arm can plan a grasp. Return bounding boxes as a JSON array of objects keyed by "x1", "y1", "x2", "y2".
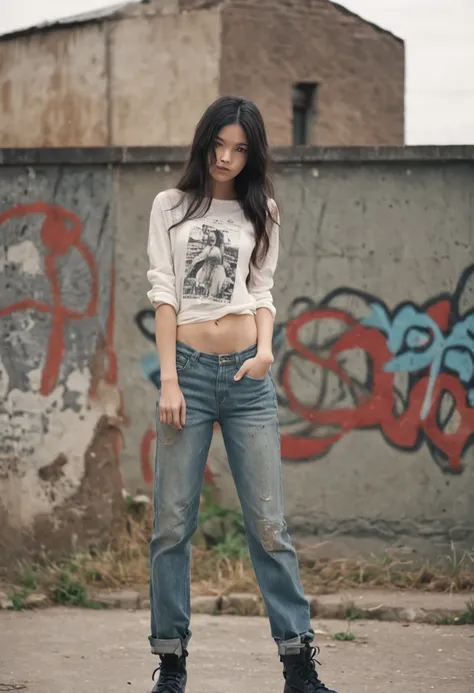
[
  {"x1": 1, "y1": 201, "x2": 125, "y2": 477},
  {"x1": 88, "y1": 260, "x2": 119, "y2": 397},
  {"x1": 1, "y1": 201, "x2": 126, "y2": 483},
  {"x1": 140, "y1": 428, "x2": 156, "y2": 485},
  {"x1": 279, "y1": 298, "x2": 474, "y2": 473},
  {"x1": 0, "y1": 203, "x2": 101, "y2": 395}
]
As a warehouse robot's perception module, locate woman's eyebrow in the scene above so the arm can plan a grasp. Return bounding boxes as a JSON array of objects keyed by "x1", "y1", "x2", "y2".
[{"x1": 215, "y1": 137, "x2": 247, "y2": 147}]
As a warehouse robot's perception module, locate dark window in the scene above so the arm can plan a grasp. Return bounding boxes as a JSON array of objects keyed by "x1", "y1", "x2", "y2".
[{"x1": 292, "y1": 83, "x2": 317, "y2": 145}]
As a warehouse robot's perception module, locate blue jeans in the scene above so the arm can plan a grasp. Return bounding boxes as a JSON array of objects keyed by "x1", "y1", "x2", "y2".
[{"x1": 149, "y1": 342, "x2": 314, "y2": 656}]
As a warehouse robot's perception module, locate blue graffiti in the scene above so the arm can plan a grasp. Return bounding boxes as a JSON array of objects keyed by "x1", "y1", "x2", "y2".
[
  {"x1": 140, "y1": 351, "x2": 161, "y2": 389},
  {"x1": 363, "y1": 304, "x2": 474, "y2": 419}
]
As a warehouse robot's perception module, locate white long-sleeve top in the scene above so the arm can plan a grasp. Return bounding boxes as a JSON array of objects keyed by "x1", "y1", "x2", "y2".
[{"x1": 146, "y1": 189, "x2": 279, "y2": 325}]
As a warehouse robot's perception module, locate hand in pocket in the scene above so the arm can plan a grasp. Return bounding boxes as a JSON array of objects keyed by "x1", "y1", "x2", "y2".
[{"x1": 234, "y1": 353, "x2": 274, "y2": 382}]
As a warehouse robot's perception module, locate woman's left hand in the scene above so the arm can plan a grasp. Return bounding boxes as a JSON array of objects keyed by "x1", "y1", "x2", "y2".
[{"x1": 234, "y1": 352, "x2": 274, "y2": 381}]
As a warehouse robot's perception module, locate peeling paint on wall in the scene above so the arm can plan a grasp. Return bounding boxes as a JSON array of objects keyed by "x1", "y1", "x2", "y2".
[{"x1": 0, "y1": 168, "x2": 124, "y2": 570}]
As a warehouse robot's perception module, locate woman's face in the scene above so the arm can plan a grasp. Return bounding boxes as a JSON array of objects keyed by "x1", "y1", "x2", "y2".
[
  {"x1": 208, "y1": 231, "x2": 217, "y2": 246},
  {"x1": 210, "y1": 124, "x2": 248, "y2": 183}
]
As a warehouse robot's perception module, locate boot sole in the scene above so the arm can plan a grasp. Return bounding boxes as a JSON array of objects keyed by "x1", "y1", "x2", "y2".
[{"x1": 285, "y1": 683, "x2": 334, "y2": 693}]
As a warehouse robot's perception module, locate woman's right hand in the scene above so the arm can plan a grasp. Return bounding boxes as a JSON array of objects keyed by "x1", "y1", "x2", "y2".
[{"x1": 159, "y1": 379, "x2": 186, "y2": 429}]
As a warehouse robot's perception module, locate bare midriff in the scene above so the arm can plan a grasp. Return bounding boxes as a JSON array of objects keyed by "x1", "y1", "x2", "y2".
[{"x1": 177, "y1": 314, "x2": 257, "y2": 355}]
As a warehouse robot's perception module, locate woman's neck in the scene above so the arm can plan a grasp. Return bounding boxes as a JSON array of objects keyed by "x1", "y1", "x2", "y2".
[{"x1": 211, "y1": 179, "x2": 237, "y2": 200}]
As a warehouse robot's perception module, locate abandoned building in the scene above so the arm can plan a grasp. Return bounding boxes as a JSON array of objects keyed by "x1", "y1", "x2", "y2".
[{"x1": 0, "y1": 0, "x2": 405, "y2": 147}]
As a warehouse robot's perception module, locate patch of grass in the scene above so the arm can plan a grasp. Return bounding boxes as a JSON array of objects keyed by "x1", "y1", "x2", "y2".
[
  {"x1": 51, "y1": 569, "x2": 88, "y2": 606},
  {"x1": 6, "y1": 566, "x2": 40, "y2": 610},
  {"x1": 333, "y1": 632, "x2": 356, "y2": 642},
  {"x1": 437, "y1": 617, "x2": 453, "y2": 625},
  {"x1": 50, "y1": 568, "x2": 103, "y2": 609},
  {"x1": 8, "y1": 588, "x2": 30, "y2": 611},
  {"x1": 345, "y1": 603, "x2": 363, "y2": 621},
  {"x1": 296, "y1": 545, "x2": 474, "y2": 594},
  {"x1": 334, "y1": 601, "x2": 360, "y2": 642},
  {"x1": 20, "y1": 566, "x2": 37, "y2": 591},
  {"x1": 123, "y1": 494, "x2": 136, "y2": 511},
  {"x1": 213, "y1": 532, "x2": 249, "y2": 560},
  {"x1": 439, "y1": 599, "x2": 474, "y2": 626},
  {"x1": 198, "y1": 486, "x2": 243, "y2": 527},
  {"x1": 461, "y1": 598, "x2": 474, "y2": 624},
  {"x1": 196, "y1": 485, "x2": 249, "y2": 560},
  {"x1": 2, "y1": 493, "x2": 474, "y2": 602},
  {"x1": 434, "y1": 542, "x2": 474, "y2": 592}
]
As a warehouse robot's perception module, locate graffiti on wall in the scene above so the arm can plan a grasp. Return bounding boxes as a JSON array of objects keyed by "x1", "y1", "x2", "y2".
[
  {"x1": 134, "y1": 265, "x2": 473, "y2": 477},
  {"x1": 0, "y1": 203, "x2": 116, "y2": 396},
  {"x1": 0, "y1": 198, "x2": 121, "y2": 500},
  {"x1": 273, "y1": 264, "x2": 474, "y2": 474}
]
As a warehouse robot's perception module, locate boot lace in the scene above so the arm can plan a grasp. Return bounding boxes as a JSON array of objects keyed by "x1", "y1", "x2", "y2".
[
  {"x1": 152, "y1": 655, "x2": 186, "y2": 693},
  {"x1": 295, "y1": 646, "x2": 330, "y2": 691}
]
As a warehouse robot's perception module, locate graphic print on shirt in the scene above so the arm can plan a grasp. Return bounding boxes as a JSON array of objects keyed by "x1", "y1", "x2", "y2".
[{"x1": 183, "y1": 220, "x2": 240, "y2": 303}]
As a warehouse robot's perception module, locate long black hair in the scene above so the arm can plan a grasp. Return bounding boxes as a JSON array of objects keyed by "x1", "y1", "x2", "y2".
[{"x1": 170, "y1": 96, "x2": 277, "y2": 268}]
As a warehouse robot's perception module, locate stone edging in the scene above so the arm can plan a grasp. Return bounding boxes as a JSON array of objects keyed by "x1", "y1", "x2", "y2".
[
  {"x1": 1, "y1": 589, "x2": 471, "y2": 625},
  {"x1": 91, "y1": 590, "x2": 472, "y2": 625}
]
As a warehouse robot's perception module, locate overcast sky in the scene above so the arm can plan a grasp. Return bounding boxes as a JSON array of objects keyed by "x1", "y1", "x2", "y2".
[{"x1": 1, "y1": 0, "x2": 474, "y2": 144}]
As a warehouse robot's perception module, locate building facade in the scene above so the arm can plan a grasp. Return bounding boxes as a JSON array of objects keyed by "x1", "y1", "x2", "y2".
[{"x1": 0, "y1": 0, "x2": 405, "y2": 148}]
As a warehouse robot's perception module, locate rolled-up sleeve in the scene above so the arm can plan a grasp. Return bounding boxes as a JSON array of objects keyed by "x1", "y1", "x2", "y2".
[
  {"x1": 248, "y1": 201, "x2": 280, "y2": 319},
  {"x1": 146, "y1": 193, "x2": 179, "y2": 312}
]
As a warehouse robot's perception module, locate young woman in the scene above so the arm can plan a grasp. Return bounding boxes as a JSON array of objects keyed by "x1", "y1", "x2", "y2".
[{"x1": 146, "y1": 96, "x2": 338, "y2": 693}]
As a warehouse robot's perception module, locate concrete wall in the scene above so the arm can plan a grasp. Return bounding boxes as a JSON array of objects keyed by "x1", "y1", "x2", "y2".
[
  {"x1": 220, "y1": 0, "x2": 405, "y2": 146},
  {"x1": 1, "y1": 146, "x2": 473, "y2": 570},
  {"x1": 0, "y1": 163, "x2": 125, "y2": 573},
  {"x1": 0, "y1": 4, "x2": 220, "y2": 148},
  {"x1": 0, "y1": 25, "x2": 108, "y2": 147},
  {"x1": 110, "y1": 8, "x2": 221, "y2": 146}
]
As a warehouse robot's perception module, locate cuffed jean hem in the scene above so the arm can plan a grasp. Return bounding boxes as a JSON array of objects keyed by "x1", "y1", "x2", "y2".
[
  {"x1": 149, "y1": 636, "x2": 190, "y2": 656},
  {"x1": 276, "y1": 634, "x2": 314, "y2": 656}
]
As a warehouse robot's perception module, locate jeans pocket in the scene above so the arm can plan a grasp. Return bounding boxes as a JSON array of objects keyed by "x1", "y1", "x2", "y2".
[
  {"x1": 243, "y1": 373, "x2": 267, "y2": 382},
  {"x1": 176, "y1": 353, "x2": 190, "y2": 372}
]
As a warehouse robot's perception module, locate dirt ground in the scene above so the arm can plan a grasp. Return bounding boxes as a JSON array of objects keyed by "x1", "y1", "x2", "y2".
[{"x1": 0, "y1": 609, "x2": 473, "y2": 692}]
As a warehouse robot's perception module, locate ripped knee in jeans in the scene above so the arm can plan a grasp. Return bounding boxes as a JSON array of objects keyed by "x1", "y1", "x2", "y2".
[{"x1": 258, "y1": 519, "x2": 287, "y2": 552}]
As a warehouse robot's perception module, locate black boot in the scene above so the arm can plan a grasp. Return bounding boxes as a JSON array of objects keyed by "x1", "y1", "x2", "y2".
[
  {"x1": 281, "y1": 644, "x2": 338, "y2": 693},
  {"x1": 151, "y1": 652, "x2": 187, "y2": 693}
]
